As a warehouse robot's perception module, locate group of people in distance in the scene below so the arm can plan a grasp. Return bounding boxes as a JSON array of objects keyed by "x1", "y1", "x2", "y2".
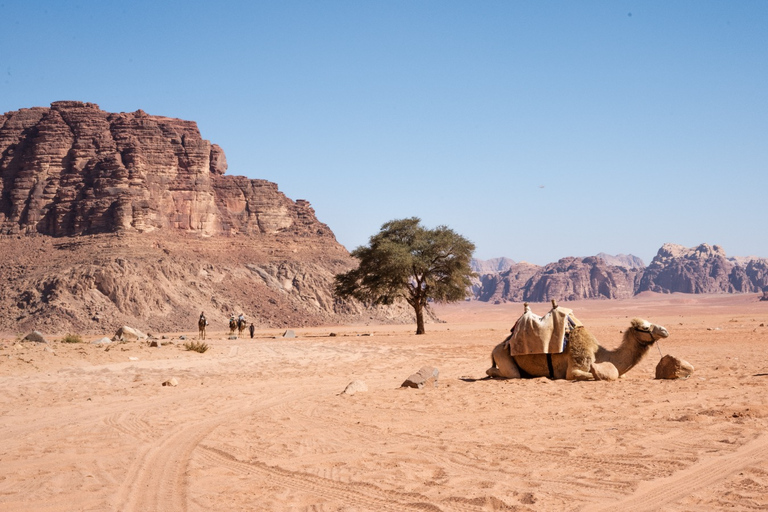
[{"x1": 198, "y1": 311, "x2": 255, "y2": 339}]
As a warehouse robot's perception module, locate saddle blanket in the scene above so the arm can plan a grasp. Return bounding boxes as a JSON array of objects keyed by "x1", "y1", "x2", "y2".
[{"x1": 505, "y1": 304, "x2": 582, "y2": 356}]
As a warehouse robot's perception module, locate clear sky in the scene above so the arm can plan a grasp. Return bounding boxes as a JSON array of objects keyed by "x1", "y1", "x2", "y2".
[{"x1": 2, "y1": 1, "x2": 766, "y2": 265}]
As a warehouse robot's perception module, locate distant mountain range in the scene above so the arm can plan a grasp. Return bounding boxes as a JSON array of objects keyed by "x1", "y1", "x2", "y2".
[{"x1": 471, "y1": 243, "x2": 768, "y2": 302}]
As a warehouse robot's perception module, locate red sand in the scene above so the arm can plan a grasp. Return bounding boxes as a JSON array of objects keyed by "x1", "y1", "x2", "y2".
[{"x1": 1, "y1": 293, "x2": 767, "y2": 511}]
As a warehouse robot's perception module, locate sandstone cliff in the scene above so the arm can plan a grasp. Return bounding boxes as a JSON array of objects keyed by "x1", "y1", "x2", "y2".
[
  {"x1": 0, "y1": 102, "x2": 400, "y2": 334},
  {"x1": 0, "y1": 101, "x2": 329, "y2": 238},
  {"x1": 474, "y1": 245, "x2": 768, "y2": 303},
  {"x1": 638, "y1": 243, "x2": 765, "y2": 294}
]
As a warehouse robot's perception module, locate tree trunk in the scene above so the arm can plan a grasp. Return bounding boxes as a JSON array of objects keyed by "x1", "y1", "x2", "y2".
[{"x1": 414, "y1": 303, "x2": 425, "y2": 335}]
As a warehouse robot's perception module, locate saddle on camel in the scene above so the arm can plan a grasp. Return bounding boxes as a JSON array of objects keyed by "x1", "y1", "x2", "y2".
[{"x1": 486, "y1": 300, "x2": 669, "y2": 381}]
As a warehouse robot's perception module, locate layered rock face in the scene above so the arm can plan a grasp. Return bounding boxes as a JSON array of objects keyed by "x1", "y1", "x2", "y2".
[
  {"x1": 474, "y1": 244, "x2": 768, "y2": 303},
  {"x1": 638, "y1": 243, "x2": 763, "y2": 294},
  {"x1": 477, "y1": 257, "x2": 641, "y2": 303},
  {"x1": 0, "y1": 102, "x2": 406, "y2": 334},
  {"x1": 0, "y1": 101, "x2": 329, "y2": 238}
]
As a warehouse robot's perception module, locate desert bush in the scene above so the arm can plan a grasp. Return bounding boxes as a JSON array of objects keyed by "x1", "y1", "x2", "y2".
[
  {"x1": 62, "y1": 333, "x2": 83, "y2": 343},
  {"x1": 184, "y1": 341, "x2": 209, "y2": 353}
]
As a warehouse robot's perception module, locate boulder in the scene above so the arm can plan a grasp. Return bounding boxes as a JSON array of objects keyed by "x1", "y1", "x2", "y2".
[
  {"x1": 655, "y1": 355, "x2": 694, "y2": 380},
  {"x1": 590, "y1": 361, "x2": 619, "y2": 381},
  {"x1": 401, "y1": 367, "x2": 439, "y2": 389},
  {"x1": 22, "y1": 331, "x2": 47, "y2": 343},
  {"x1": 91, "y1": 337, "x2": 112, "y2": 345},
  {"x1": 282, "y1": 330, "x2": 296, "y2": 338},
  {"x1": 341, "y1": 380, "x2": 368, "y2": 395},
  {"x1": 162, "y1": 378, "x2": 179, "y2": 387},
  {"x1": 113, "y1": 326, "x2": 146, "y2": 341}
]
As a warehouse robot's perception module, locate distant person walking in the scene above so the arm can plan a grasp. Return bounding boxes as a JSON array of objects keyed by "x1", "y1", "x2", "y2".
[{"x1": 249, "y1": 323, "x2": 255, "y2": 338}]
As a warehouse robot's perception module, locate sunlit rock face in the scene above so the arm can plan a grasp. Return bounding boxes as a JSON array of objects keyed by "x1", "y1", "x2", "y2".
[{"x1": 0, "y1": 101, "x2": 330, "y2": 238}]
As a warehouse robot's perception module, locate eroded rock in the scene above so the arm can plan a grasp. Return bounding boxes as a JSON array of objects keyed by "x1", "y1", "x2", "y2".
[
  {"x1": 655, "y1": 355, "x2": 695, "y2": 380},
  {"x1": 401, "y1": 367, "x2": 439, "y2": 389}
]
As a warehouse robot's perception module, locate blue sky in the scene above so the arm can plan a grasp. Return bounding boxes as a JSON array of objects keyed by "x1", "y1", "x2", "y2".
[{"x1": 2, "y1": 1, "x2": 766, "y2": 265}]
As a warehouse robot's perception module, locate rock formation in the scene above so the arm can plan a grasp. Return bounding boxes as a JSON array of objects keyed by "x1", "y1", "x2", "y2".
[
  {"x1": 637, "y1": 243, "x2": 763, "y2": 294},
  {"x1": 0, "y1": 101, "x2": 400, "y2": 334},
  {"x1": 0, "y1": 101, "x2": 329, "y2": 238},
  {"x1": 474, "y1": 246, "x2": 768, "y2": 303},
  {"x1": 595, "y1": 252, "x2": 645, "y2": 269}
]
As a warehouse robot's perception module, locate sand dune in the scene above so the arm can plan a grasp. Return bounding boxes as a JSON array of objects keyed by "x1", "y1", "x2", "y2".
[{"x1": 1, "y1": 293, "x2": 767, "y2": 511}]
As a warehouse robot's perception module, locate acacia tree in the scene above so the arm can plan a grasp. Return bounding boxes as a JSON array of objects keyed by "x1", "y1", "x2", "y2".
[{"x1": 335, "y1": 217, "x2": 475, "y2": 335}]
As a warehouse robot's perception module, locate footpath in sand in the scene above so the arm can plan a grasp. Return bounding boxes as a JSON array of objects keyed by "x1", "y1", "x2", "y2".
[{"x1": 1, "y1": 293, "x2": 768, "y2": 511}]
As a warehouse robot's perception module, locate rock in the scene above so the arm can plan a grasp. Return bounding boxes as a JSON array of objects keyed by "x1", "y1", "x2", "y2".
[
  {"x1": 162, "y1": 378, "x2": 178, "y2": 387},
  {"x1": 472, "y1": 244, "x2": 768, "y2": 302},
  {"x1": 128, "y1": 356, "x2": 139, "y2": 361},
  {"x1": 590, "y1": 361, "x2": 619, "y2": 381},
  {"x1": 0, "y1": 101, "x2": 333, "y2": 238},
  {"x1": 341, "y1": 380, "x2": 368, "y2": 395},
  {"x1": 91, "y1": 337, "x2": 112, "y2": 345},
  {"x1": 0, "y1": 102, "x2": 410, "y2": 336},
  {"x1": 149, "y1": 340, "x2": 161, "y2": 348},
  {"x1": 113, "y1": 326, "x2": 146, "y2": 341},
  {"x1": 179, "y1": 335, "x2": 187, "y2": 340},
  {"x1": 228, "y1": 335, "x2": 238, "y2": 340},
  {"x1": 655, "y1": 355, "x2": 695, "y2": 380},
  {"x1": 282, "y1": 329, "x2": 296, "y2": 338},
  {"x1": 401, "y1": 367, "x2": 439, "y2": 389},
  {"x1": 22, "y1": 331, "x2": 47, "y2": 343}
]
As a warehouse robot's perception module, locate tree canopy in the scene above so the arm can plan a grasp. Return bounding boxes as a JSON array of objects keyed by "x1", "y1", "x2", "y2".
[{"x1": 334, "y1": 217, "x2": 475, "y2": 334}]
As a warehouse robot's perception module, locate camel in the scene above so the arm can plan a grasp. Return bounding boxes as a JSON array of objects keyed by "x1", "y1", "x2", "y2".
[
  {"x1": 487, "y1": 317, "x2": 669, "y2": 381},
  {"x1": 198, "y1": 312, "x2": 207, "y2": 340},
  {"x1": 237, "y1": 318, "x2": 247, "y2": 337},
  {"x1": 229, "y1": 317, "x2": 237, "y2": 335}
]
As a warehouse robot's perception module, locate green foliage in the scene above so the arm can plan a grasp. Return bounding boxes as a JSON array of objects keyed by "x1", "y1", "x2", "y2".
[
  {"x1": 335, "y1": 217, "x2": 475, "y2": 334},
  {"x1": 62, "y1": 333, "x2": 83, "y2": 344},
  {"x1": 184, "y1": 341, "x2": 209, "y2": 353}
]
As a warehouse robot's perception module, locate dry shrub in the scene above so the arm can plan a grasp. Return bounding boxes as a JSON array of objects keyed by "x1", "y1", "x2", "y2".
[
  {"x1": 184, "y1": 341, "x2": 209, "y2": 353},
  {"x1": 62, "y1": 333, "x2": 83, "y2": 344}
]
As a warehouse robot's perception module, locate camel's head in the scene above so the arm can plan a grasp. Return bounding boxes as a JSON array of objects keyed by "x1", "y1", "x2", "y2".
[{"x1": 630, "y1": 318, "x2": 669, "y2": 345}]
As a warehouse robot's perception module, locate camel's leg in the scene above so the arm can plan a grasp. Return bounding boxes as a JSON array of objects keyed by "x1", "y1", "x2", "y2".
[
  {"x1": 486, "y1": 342, "x2": 522, "y2": 379},
  {"x1": 590, "y1": 361, "x2": 619, "y2": 381},
  {"x1": 566, "y1": 367, "x2": 594, "y2": 381}
]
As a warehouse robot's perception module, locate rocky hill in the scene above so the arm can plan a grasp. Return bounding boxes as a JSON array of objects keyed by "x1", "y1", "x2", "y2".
[
  {"x1": 474, "y1": 245, "x2": 768, "y2": 303},
  {"x1": 0, "y1": 102, "x2": 402, "y2": 334}
]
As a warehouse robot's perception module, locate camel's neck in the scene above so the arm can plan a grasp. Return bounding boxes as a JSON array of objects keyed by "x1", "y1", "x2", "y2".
[{"x1": 595, "y1": 333, "x2": 653, "y2": 376}]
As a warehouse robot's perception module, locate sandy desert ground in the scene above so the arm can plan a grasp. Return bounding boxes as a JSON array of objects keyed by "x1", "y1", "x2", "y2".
[{"x1": 1, "y1": 293, "x2": 768, "y2": 511}]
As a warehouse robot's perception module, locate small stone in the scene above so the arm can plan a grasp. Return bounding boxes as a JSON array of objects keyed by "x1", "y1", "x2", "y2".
[
  {"x1": 179, "y1": 335, "x2": 187, "y2": 340},
  {"x1": 401, "y1": 366, "x2": 439, "y2": 389},
  {"x1": 128, "y1": 356, "x2": 139, "y2": 361},
  {"x1": 113, "y1": 326, "x2": 146, "y2": 342},
  {"x1": 282, "y1": 329, "x2": 296, "y2": 338},
  {"x1": 341, "y1": 380, "x2": 368, "y2": 395},
  {"x1": 23, "y1": 331, "x2": 47, "y2": 343},
  {"x1": 149, "y1": 340, "x2": 161, "y2": 348},
  {"x1": 162, "y1": 378, "x2": 179, "y2": 387},
  {"x1": 656, "y1": 355, "x2": 695, "y2": 380}
]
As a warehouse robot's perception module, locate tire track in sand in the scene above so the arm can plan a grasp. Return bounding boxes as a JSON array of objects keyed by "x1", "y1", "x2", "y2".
[
  {"x1": 197, "y1": 445, "x2": 487, "y2": 512},
  {"x1": 111, "y1": 386, "x2": 339, "y2": 512},
  {"x1": 591, "y1": 434, "x2": 768, "y2": 512}
]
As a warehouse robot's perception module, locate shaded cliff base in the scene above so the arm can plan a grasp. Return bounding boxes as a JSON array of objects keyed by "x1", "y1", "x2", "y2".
[{"x1": 0, "y1": 232, "x2": 414, "y2": 336}]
